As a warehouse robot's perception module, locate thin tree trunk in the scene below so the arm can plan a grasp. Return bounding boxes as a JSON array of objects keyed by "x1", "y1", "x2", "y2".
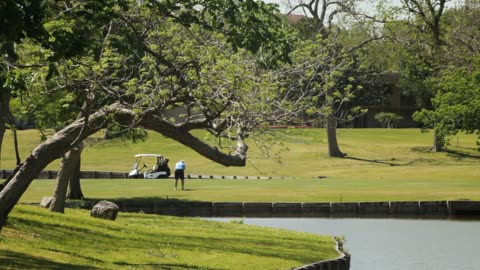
[
  {"x1": 67, "y1": 143, "x2": 84, "y2": 200},
  {"x1": 326, "y1": 116, "x2": 345, "y2": 157},
  {"x1": 0, "y1": 124, "x2": 5, "y2": 167},
  {"x1": 50, "y1": 144, "x2": 83, "y2": 213},
  {"x1": 12, "y1": 126, "x2": 21, "y2": 166},
  {"x1": 0, "y1": 127, "x2": 23, "y2": 192}
]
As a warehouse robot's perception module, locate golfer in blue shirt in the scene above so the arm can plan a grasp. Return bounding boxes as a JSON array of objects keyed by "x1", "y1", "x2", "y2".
[{"x1": 174, "y1": 160, "x2": 186, "y2": 190}]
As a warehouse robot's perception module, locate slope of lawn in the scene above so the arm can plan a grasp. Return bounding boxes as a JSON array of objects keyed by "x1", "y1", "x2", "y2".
[
  {"x1": 0, "y1": 205, "x2": 338, "y2": 270},
  {"x1": 0, "y1": 128, "x2": 478, "y2": 269},
  {"x1": 2, "y1": 128, "x2": 480, "y2": 203}
]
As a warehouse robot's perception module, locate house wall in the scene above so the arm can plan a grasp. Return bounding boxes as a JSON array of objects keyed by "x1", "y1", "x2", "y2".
[{"x1": 354, "y1": 72, "x2": 421, "y2": 128}]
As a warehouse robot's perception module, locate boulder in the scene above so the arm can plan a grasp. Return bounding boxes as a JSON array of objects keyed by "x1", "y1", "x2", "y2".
[{"x1": 90, "y1": 200, "x2": 119, "y2": 220}]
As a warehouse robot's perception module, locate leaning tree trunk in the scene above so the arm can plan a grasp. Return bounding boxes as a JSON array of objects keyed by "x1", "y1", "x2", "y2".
[
  {"x1": 50, "y1": 144, "x2": 84, "y2": 213},
  {"x1": 0, "y1": 111, "x2": 106, "y2": 231},
  {"x1": 67, "y1": 143, "x2": 84, "y2": 200},
  {"x1": 326, "y1": 116, "x2": 345, "y2": 158},
  {"x1": 0, "y1": 104, "x2": 247, "y2": 232}
]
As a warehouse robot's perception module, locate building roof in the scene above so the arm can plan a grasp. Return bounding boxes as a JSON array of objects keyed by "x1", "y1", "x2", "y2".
[{"x1": 286, "y1": 13, "x2": 305, "y2": 24}]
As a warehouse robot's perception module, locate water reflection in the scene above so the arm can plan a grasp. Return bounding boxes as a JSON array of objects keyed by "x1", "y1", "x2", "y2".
[{"x1": 207, "y1": 217, "x2": 480, "y2": 270}]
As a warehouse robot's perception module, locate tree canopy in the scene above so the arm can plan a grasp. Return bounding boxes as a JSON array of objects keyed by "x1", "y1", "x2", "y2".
[
  {"x1": 2, "y1": 0, "x2": 480, "y2": 233},
  {"x1": 0, "y1": 0, "x2": 294, "y2": 231},
  {"x1": 276, "y1": 0, "x2": 387, "y2": 157},
  {"x1": 406, "y1": 1, "x2": 480, "y2": 149}
]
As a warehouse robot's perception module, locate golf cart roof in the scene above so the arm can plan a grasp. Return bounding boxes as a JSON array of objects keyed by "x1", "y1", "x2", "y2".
[{"x1": 134, "y1": 154, "x2": 164, "y2": 158}]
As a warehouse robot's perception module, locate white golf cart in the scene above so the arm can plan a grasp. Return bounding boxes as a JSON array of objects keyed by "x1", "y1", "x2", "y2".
[{"x1": 128, "y1": 154, "x2": 171, "y2": 179}]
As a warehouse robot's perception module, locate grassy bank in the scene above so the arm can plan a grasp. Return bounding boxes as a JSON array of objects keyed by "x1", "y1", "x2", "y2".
[
  {"x1": 2, "y1": 128, "x2": 479, "y2": 203},
  {"x1": 0, "y1": 205, "x2": 338, "y2": 270},
  {"x1": 1, "y1": 129, "x2": 478, "y2": 269}
]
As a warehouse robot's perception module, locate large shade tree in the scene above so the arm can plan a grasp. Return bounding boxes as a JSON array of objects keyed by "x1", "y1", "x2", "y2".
[
  {"x1": 385, "y1": 0, "x2": 449, "y2": 151},
  {"x1": 413, "y1": 1, "x2": 480, "y2": 148},
  {"x1": 0, "y1": 0, "x2": 293, "y2": 230},
  {"x1": 278, "y1": 0, "x2": 385, "y2": 157}
]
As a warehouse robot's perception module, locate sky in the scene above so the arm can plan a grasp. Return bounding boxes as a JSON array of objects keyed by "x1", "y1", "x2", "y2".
[
  {"x1": 261, "y1": 0, "x2": 463, "y2": 16},
  {"x1": 261, "y1": 0, "x2": 388, "y2": 15}
]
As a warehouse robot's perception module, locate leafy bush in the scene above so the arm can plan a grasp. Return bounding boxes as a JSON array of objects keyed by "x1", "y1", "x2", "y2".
[{"x1": 375, "y1": 112, "x2": 403, "y2": 128}]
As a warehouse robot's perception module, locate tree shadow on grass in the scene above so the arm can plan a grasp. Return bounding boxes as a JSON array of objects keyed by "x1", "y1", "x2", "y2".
[
  {"x1": 343, "y1": 155, "x2": 447, "y2": 166},
  {"x1": 411, "y1": 146, "x2": 480, "y2": 160},
  {"x1": 346, "y1": 145, "x2": 480, "y2": 166},
  {"x1": 344, "y1": 157, "x2": 452, "y2": 167},
  {"x1": 445, "y1": 149, "x2": 480, "y2": 160},
  {"x1": 0, "y1": 250, "x2": 97, "y2": 270},
  {"x1": 343, "y1": 156, "x2": 403, "y2": 166}
]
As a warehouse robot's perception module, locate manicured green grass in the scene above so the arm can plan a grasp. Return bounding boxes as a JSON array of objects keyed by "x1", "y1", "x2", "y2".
[
  {"x1": 21, "y1": 177, "x2": 480, "y2": 203},
  {"x1": 3, "y1": 128, "x2": 479, "y2": 178},
  {"x1": 0, "y1": 205, "x2": 338, "y2": 270},
  {"x1": 3, "y1": 128, "x2": 479, "y2": 203}
]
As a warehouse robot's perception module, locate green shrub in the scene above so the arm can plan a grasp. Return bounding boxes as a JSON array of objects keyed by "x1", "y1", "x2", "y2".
[{"x1": 375, "y1": 112, "x2": 403, "y2": 128}]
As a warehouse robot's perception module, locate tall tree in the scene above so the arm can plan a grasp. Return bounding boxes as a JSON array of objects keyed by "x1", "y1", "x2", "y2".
[
  {"x1": 387, "y1": 0, "x2": 449, "y2": 151},
  {"x1": 413, "y1": 1, "x2": 480, "y2": 148},
  {"x1": 280, "y1": 0, "x2": 384, "y2": 157},
  {"x1": 0, "y1": 0, "x2": 293, "y2": 230}
]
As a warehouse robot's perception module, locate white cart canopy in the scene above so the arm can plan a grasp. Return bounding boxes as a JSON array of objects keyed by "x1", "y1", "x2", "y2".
[{"x1": 134, "y1": 154, "x2": 164, "y2": 158}]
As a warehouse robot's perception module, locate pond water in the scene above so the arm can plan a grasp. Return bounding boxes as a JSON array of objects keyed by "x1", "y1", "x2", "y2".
[{"x1": 207, "y1": 217, "x2": 480, "y2": 270}]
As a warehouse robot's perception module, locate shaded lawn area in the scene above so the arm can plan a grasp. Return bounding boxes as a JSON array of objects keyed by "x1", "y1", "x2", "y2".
[{"x1": 0, "y1": 205, "x2": 338, "y2": 270}]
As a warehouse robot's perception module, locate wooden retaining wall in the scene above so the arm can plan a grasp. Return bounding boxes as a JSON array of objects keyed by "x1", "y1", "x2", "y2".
[
  {"x1": 292, "y1": 254, "x2": 351, "y2": 270},
  {"x1": 72, "y1": 200, "x2": 480, "y2": 218},
  {"x1": 291, "y1": 239, "x2": 350, "y2": 270}
]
